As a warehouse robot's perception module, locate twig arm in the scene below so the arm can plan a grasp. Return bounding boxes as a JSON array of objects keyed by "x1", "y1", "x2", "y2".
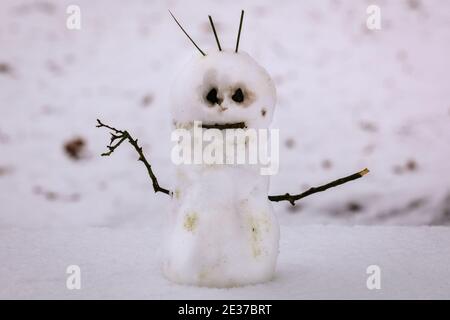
[
  {"x1": 96, "y1": 119, "x2": 172, "y2": 197},
  {"x1": 268, "y1": 168, "x2": 369, "y2": 205}
]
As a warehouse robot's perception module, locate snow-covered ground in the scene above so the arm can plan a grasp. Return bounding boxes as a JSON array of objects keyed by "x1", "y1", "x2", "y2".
[
  {"x1": 1, "y1": 225, "x2": 449, "y2": 299},
  {"x1": 1, "y1": 0, "x2": 450, "y2": 299}
]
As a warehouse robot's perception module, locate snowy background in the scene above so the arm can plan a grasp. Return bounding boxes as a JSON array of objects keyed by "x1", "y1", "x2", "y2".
[{"x1": 1, "y1": 0, "x2": 450, "y2": 299}]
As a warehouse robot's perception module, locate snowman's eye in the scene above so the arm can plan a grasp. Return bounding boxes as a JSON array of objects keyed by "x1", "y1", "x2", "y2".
[
  {"x1": 232, "y1": 88, "x2": 244, "y2": 103},
  {"x1": 206, "y1": 88, "x2": 220, "y2": 105}
]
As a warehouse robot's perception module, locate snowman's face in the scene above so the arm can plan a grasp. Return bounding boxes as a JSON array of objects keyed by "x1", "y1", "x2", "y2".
[{"x1": 171, "y1": 50, "x2": 276, "y2": 129}]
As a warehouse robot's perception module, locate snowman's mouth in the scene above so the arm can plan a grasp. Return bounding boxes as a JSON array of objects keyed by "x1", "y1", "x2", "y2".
[{"x1": 201, "y1": 122, "x2": 247, "y2": 130}]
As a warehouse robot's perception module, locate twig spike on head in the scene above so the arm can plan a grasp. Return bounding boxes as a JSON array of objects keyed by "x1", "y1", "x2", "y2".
[
  {"x1": 208, "y1": 15, "x2": 222, "y2": 51},
  {"x1": 235, "y1": 10, "x2": 245, "y2": 53},
  {"x1": 168, "y1": 10, "x2": 206, "y2": 56}
]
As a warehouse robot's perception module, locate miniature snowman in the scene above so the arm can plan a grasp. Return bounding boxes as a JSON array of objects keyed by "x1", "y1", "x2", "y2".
[
  {"x1": 163, "y1": 37, "x2": 279, "y2": 288},
  {"x1": 96, "y1": 10, "x2": 368, "y2": 288}
]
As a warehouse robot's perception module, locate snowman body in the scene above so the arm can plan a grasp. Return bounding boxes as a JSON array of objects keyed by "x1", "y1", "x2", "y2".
[{"x1": 162, "y1": 50, "x2": 279, "y2": 287}]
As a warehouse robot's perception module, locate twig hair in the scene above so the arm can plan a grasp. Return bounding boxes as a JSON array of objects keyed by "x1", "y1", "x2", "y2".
[{"x1": 169, "y1": 10, "x2": 206, "y2": 56}]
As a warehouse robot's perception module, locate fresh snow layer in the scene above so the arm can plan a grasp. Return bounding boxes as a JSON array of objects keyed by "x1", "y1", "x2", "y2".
[{"x1": 1, "y1": 225, "x2": 449, "y2": 299}]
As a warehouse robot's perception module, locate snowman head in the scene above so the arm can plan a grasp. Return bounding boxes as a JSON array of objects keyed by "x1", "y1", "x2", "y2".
[{"x1": 170, "y1": 11, "x2": 276, "y2": 129}]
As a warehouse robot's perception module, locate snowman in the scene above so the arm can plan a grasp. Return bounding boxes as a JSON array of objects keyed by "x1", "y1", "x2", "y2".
[{"x1": 96, "y1": 11, "x2": 368, "y2": 288}]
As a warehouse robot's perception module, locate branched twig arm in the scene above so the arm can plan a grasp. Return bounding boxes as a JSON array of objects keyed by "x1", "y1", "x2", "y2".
[
  {"x1": 96, "y1": 119, "x2": 172, "y2": 196},
  {"x1": 96, "y1": 118, "x2": 367, "y2": 203},
  {"x1": 268, "y1": 168, "x2": 369, "y2": 205}
]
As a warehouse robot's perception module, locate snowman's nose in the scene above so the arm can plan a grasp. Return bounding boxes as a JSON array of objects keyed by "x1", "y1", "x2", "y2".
[{"x1": 218, "y1": 105, "x2": 228, "y2": 112}]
